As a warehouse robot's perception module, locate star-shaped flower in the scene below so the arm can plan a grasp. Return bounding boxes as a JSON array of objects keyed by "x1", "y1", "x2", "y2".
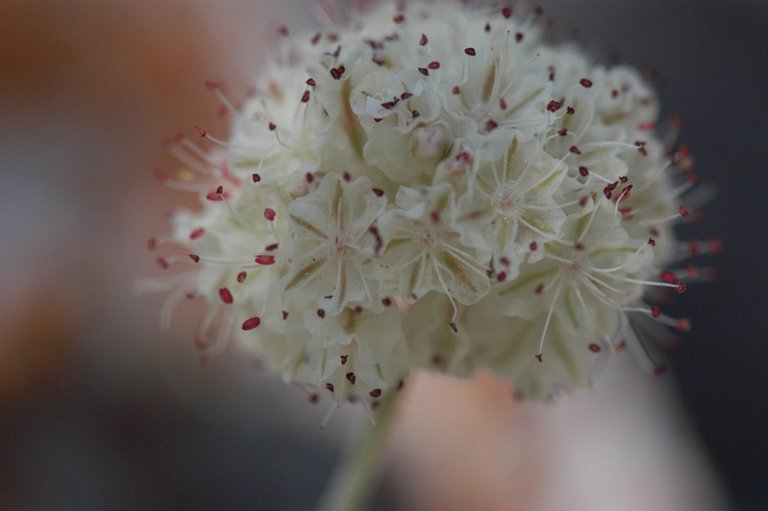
[
  {"x1": 378, "y1": 184, "x2": 491, "y2": 311},
  {"x1": 281, "y1": 174, "x2": 386, "y2": 314}
]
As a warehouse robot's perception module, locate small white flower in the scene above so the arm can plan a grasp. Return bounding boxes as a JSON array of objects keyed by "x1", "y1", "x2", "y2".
[
  {"x1": 282, "y1": 174, "x2": 386, "y2": 314},
  {"x1": 378, "y1": 184, "x2": 491, "y2": 309}
]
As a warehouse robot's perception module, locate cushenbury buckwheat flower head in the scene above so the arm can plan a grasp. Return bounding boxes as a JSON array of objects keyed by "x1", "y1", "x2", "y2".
[{"x1": 145, "y1": 1, "x2": 717, "y2": 403}]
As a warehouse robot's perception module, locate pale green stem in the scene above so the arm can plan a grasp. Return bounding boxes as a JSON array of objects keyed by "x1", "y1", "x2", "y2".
[{"x1": 316, "y1": 392, "x2": 400, "y2": 511}]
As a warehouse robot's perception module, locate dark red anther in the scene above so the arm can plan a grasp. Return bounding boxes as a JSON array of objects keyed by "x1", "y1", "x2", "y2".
[
  {"x1": 346, "y1": 372, "x2": 357, "y2": 385},
  {"x1": 569, "y1": 145, "x2": 582, "y2": 155},
  {"x1": 242, "y1": 316, "x2": 261, "y2": 330},
  {"x1": 218, "y1": 287, "x2": 234, "y2": 304},
  {"x1": 306, "y1": 78, "x2": 316, "y2": 87},
  {"x1": 651, "y1": 306, "x2": 661, "y2": 318},
  {"x1": 265, "y1": 243, "x2": 279, "y2": 251},
  {"x1": 264, "y1": 208, "x2": 276, "y2": 221},
  {"x1": 497, "y1": 271, "x2": 507, "y2": 282},
  {"x1": 156, "y1": 256, "x2": 169, "y2": 269},
  {"x1": 449, "y1": 321, "x2": 458, "y2": 334},
  {"x1": 617, "y1": 185, "x2": 633, "y2": 201},
  {"x1": 558, "y1": 129, "x2": 568, "y2": 137},
  {"x1": 676, "y1": 282, "x2": 687, "y2": 294},
  {"x1": 535, "y1": 283, "x2": 544, "y2": 294},
  {"x1": 535, "y1": 353, "x2": 543, "y2": 362},
  {"x1": 305, "y1": 172, "x2": 314, "y2": 183},
  {"x1": 369, "y1": 225, "x2": 383, "y2": 255},
  {"x1": 485, "y1": 22, "x2": 491, "y2": 32},
  {"x1": 255, "y1": 254, "x2": 276, "y2": 265},
  {"x1": 464, "y1": 47, "x2": 476, "y2": 56},
  {"x1": 372, "y1": 187, "x2": 384, "y2": 197},
  {"x1": 589, "y1": 343, "x2": 601, "y2": 353},
  {"x1": 330, "y1": 67, "x2": 342, "y2": 80},
  {"x1": 282, "y1": 310, "x2": 289, "y2": 320},
  {"x1": 382, "y1": 297, "x2": 392, "y2": 307},
  {"x1": 529, "y1": 241, "x2": 538, "y2": 251},
  {"x1": 430, "y1": 210, "x2": 441, "y2": 223},
  {"x1": 578, "y1": 166, "x2": 589, "y2": 177},
  {"x1": 452, "y1": 86, "x2": 461, "y2": 95},
  {"x1": 420, "y1": 33, "x2": 428, "y2": 46},
  {"x1": 566, "y1": 106, "x2": 575, "y2": 115},
  {"x1": 370, "y1": 389, "x2": 382, "y2": 398},
  {"x1": 189, "y1": 254, "x2": 200, "y2": 263},
  {"x1": 190, "y1": 227, "x2": 205, "y2": 240},
  {"x1": 660, "y1": 270, "x2": 677, "y2": 283},
  {"x1": 309, "y1": 393, "x2": 319, "y2": 404},
  {"x1": 317, "y1": 308, "x2": 325, "y2": 318},
  {"x1": 515, "y1": 32, "x2": 524, "y2": 43},
  {"x1": 252, "y1": 173, "x2": 261, "y2": 183},
  {"x1": 428, "y1": 61, "x2": 440, "y2": 70},
  {"x1": 611, "y1": 89, "x2": 619, "y2": 98},
  {"x1": 675, "y1": 319, "x2": 691, "y2": 332},
  {"x1": 485, "y1": 119, "x2": 499, "y2": 132},
  {"x1": 418, "y1": 67, "x2": 429, "y2": 76},
  {"x1": 502, "y1": 6, "x2": 512, "y2": 18},
  {"x1": 278, "y1": 24, "x2": 288, "y2": 37},
  {"x1": 579, "y1": 196, "x2": 588, "y2": 207},
  {"x1": 340, "y1": 355, "x2": 348, "y2": 365},
  {"x1": 393, "y1": 13, "x2": 405, "y2": 24},
  {"x1": 679, "y1": 205, "x2": 689, "y2": 218},
  {"x1": 325, "y1": 383, "x2": 334, "y2": 392},
  {"x1": 400, "y1": 92, "x2": 413, "y2": 100},
  {"x1": 301, "y1": 90, "x2": 311, "y2": 103},
  {"x1": 194, "y1": 126, "x2": 207, "y2": 138},
  {"x1": 343, "y1": 171, "x2": 351, "y2": 182},
  {"x1": 268, "y1": 122, "x2": 277, "y2": 131},
  {"x1": 215, "y1": 185, "x2": 224, "y2": 195},
  {"x1": 574, "y1": 242, "x2": 585, "y2": 251},
  {"x1": 310, "y1": 32, "x2": 321, "y2": 45},
  {"x1": 579, "y1": 78, "x2": 593, "y2": 88},
  {"x1": 237, "y1": 271, "x2": 247, "y2": 283},
  {"x1": 648, "y1": 238, "x2": 656, "y2": 246},
  {"x1": 411, "y1": 110, "x2": 420, "y2": 118},
  {"x1": 455, "y1": 151, "x2": 470, "y2": 162},
  {"x1": 500, "y1": 98, "x2": 508, "y2": 110},
  {"x1": 547, "y1": 100, "x2": 562, "y2": 112}
]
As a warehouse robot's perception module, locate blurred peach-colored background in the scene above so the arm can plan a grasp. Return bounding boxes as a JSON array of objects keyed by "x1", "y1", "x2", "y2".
[{"x1": 2, "y1": 1, "x2": 764, "y2": 510}]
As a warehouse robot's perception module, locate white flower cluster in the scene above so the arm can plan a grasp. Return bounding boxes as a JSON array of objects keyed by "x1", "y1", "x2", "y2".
[{"x1": 155, "y1": 1, "x2": 705, "y2": 402}]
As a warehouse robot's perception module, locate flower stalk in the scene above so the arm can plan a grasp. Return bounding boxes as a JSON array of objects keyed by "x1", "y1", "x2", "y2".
[{"x1": 317, "y1": 391, "x2": 400, "y2": 511}]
